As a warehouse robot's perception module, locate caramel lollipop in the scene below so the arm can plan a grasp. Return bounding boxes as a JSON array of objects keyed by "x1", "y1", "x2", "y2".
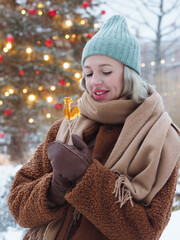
[{"x1": 64, "y1": 97, "x2": 80, "y2": 121}]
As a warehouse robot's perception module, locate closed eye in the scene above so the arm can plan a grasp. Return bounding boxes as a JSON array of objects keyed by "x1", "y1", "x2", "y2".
[
  {"x1": 103, "y1": 71, "x2": 112, "y2": 75},
  {"x1": 86, "y1": 73, "x2": 93, "y2": 77}
]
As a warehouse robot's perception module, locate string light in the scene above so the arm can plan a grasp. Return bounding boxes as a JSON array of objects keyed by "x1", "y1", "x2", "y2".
[
  {"x1": 29, "y1": 118, "x2": 34, "y2": 123},
  {"x1": 38, "y1": 86, "x2": 43, "y2": 91},
  {"x1": 6, "y1": 43, "x2": 12, "y2": 50},
  {"x1": 9, "y1": 89, "x2": 14, "y2": 94},
  {"x1": 66, "y1": 20, "x2": 72, "y2": 27},
  {"x1": 43, "y1": 54, "x2": 49, "y2": 61},
  {"x1": 37, "y1": 10, "x2": 43, "y2": 15},
  {"x1": 3, "y1": 47, "x2": 8, "y2": 53},
  {"x1": 47, "y1": 96, "x2": 53, "y2": 103},
  {"x1": 0, "y1": 100, "x2": 3, "y2": 105},
  {"x1": 63, "y1": 62, "x2": 70, "y2": 69},
  {"x1": 80, "y1": 19, "x2": 86, "y2": 25},
  {"x1": 26, "y1": 47, "x2": 32, "y2": 54},
  {"x1": 160, "y1": 59, "x2": 165, "y2": 64},
  {"x1": 50, "y1": 86, "x2": 56, "y2": 91},
  {"x1": 94, "y1": 23, "x2": 99, "y2": 29},
  {"x1": 74, "y1": 72, "x2": 81, "y2": 79},
  {"x1": 46, "y1": 113, "x2": 51, "y2": 118},
  {"x1": 151, "y1": 61, "x2": 156, "y2": 66},
  {"x1": 23, "y1": 88, "x2": 28, "y2": 94},
  {"x1": 171, "y1": 58, "x2": 175, "y2": 62},
  {"x1": 65, "y1": 34, "x2": 70, "y2": 39},
  {"x1": 37, "y1": 3, "x2": 45, "y2": 8},
  {"x1": 72, "y1": 34, "x2": 76, "y2": 39},
  {"x1": 66, "y1": 82, "x2": 70, "y2": 87},
  {"x1": 28, "y1": 94, "x2": 36, "y2": 101},
  {"x1": 21, "y1": 9, "x2": 26, "y2": 15},
  {"x1": 141, "y1": 63, "x2": 145, "y2": 68},
  {"x1": 5, "y1": 92, "x2": 9, "y2": 96},
  {"x1": 52, "y1": 36, "x2": 58, "y2": 40}
]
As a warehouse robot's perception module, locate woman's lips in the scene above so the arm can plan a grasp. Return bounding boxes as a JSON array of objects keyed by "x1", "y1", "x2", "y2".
[{"x1": 93, "y1": 90, "x2": 109, "y2": 100}]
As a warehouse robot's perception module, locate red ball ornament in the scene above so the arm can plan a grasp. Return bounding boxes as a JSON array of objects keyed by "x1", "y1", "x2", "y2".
[
  {"x1": 35, "y1": 70, "x2": 40, "y2": 75},
  {"x1": 7, "y1": 35, "x2": 14, "y2": 42},
  {"x1": 43, "y1": 90, "x2": 47, "y2": 94},
  {"x1": 101, "y1": 10, "x2": 106, "y2": 15},
  {"x1": 45, "y1": 39, "x2": 53, "y2": 47},
  {"x1": 43, "y1": 108, "x2": 47, "y2": 113},
  {"x1": 82, "y1": 1, "x2": 89, "y2": 9},
  {"x1": 23, "y1": 129, "x2": 28, "y2": 134},
  {"x1": 0, "y1": 55, "x2": 2, "y2": 63},
  {"x1": 59, "y1": 79, "x2": 66, "y2": 86},
  {"x1": 29, "y1": 9, "x2": 36, "y2": 15},
  {"x1": 0, "y1": 133, "x2": 5, "y2": 138},
  {"x1": 48, "y1": 9, "x2": 56, "y2": 18},
  {"x1": 86, "y1": 33, "x2": 93, "y2": 39},
  {"x1": 19, "y1": 70, "x2": 24, "y2": 76},
  {"x1": 71, "y1": 38, "x2": 76, "y2": 43},
  {"x1": 5, "y1": 109, "x2": 12, "y2": 116},
  {"x1": 55, "y1": 103, "x2": 63, "y2": 110}
]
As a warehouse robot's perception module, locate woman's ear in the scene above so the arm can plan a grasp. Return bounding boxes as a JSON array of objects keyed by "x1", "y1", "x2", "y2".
[{"x1": 79, "y1": 76, "x2": 87, "y2": 90}]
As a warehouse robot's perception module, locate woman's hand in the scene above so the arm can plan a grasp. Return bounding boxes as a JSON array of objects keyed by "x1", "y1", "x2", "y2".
[{"x1": 47, "y1": 134, "x2": 92, "y2": 182}]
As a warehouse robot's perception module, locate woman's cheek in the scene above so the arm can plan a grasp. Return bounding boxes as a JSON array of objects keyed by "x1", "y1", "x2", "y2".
[{"x1": 85, "y1": 80, "x2": 91, "y2": 93}]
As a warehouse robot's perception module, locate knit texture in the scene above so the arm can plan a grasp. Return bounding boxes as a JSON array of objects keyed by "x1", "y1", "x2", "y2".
[{"x1": 81, "y1": 15, "x2": 141, "y2": 75}]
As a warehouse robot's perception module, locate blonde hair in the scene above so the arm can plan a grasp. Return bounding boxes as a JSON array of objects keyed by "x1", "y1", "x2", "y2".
[{"x1": 80, "y1": 66, "x2": 150, "y2": 103}]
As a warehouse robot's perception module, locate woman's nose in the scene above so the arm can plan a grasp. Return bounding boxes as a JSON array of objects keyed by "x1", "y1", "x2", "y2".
[{"x1": 90, "y1": 74, "x2": 103, "y2": 86}]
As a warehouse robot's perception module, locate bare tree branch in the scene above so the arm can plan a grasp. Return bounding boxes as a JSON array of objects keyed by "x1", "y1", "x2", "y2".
[
  {"x1": 161, "y1": 35, "x2": 180, "y2": 55},
  {"x1": 133, "y1": 0, "x2": 157, "y2": 33},
  {"x1": 137, "y1": 36, "x2": 155, "y2": 42},
  {"x1": 162, "y1": 25, "x2": 180, "y2": 37},
  {"x1": 162, "y1": 21, "x2": 177, "y2": 31},
  {"x1": 105, "y1": 2, "x2": 136, "y2": 14},
  {"x1": 120, "y1": 14, "x2": 144, "y2": 25},
  {"x1": 163, "y1": 0, "x2": 180, "y2": 15},
  {"x1": 138, "y1": 0, "x2": 159, "y2": 16}
]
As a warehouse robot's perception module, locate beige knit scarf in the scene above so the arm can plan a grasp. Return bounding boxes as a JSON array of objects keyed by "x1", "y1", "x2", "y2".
[{"x1": 56, "y1": 85, "x2": 180, "y2": 207}]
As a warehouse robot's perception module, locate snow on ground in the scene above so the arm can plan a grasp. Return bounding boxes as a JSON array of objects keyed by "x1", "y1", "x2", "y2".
[
  {"x1": 160, "y1": 210, "x2": 180, "y2": 240},
  {"x1": 0, "y1": 163, "x2": 180, "y2": 240},
  {"x1": 0, "y1": 227, "x2": 25, "y2": 240}
]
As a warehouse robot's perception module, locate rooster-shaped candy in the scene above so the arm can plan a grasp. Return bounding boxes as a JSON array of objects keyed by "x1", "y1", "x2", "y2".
[{"x1": 64, "y1": 97, "x2": 80, "y2": 121}]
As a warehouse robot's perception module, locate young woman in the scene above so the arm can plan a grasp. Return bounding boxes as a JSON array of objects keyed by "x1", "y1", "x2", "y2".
[{"x1": 8, "y1": 15, "x2": 180, "y2": 240}]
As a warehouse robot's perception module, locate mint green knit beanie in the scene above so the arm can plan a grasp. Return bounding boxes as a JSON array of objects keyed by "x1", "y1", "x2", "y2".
[{"x1": 81, "y1": 15, "x2": 141, "y2": 75}]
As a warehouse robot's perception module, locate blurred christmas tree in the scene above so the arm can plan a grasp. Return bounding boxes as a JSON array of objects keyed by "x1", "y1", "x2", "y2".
[{"x1": 0, "y1": 0, "x2": 105, "y2": 162}]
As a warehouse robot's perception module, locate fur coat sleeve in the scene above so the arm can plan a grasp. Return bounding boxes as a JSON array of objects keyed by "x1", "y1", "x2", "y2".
[
  {"x1": 65, "y1": 158, "x2": 179, "y2": 240},
  {"x1": 7, "y1": 120, "x2": 67, "y2": 228}
]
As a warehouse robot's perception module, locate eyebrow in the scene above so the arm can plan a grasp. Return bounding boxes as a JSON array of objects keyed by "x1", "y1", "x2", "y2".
[{"x1": 84, "y1": 64, "x2": 112, "y2": 69}]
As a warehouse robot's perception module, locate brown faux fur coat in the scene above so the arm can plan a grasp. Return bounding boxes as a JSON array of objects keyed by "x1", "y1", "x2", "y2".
[{"x1": 8, "y1": 120, "x2": 179, "y2": 240}]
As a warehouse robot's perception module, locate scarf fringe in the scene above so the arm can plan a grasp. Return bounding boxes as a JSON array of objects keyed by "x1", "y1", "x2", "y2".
[
  {"x1": 113, "y1": 173, "x2": 134, "y2": 208},
  {"x1": 27, "y1": 226, "x2": 45, "y2": 240},
  {"x1": 73, "y1": 208, "x2": 81, "y2": 225}
]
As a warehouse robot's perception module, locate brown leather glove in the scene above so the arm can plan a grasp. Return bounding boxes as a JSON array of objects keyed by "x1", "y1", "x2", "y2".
[
  {"x1": 47, "y1": 134, "x2": 91, "y2": 208},
  {"x1": 47, "y1": 174, "x2": 72, "y2": 208},
  {"x1": 47, "y1": 134, "x2": 92, "y2": 182}
]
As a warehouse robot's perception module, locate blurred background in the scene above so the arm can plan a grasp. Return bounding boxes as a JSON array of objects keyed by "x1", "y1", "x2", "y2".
[{"x1": 0, "y1": 0, "x2": 180, "y2": 238}]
